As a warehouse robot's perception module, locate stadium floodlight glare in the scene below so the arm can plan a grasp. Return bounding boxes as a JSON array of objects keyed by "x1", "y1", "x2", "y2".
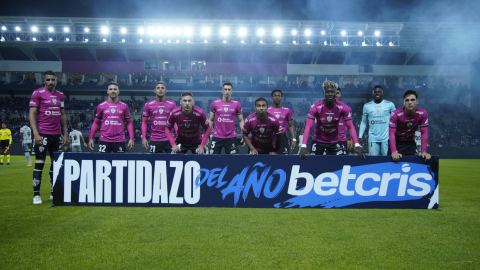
[
  {"x1": 293, "y1": 40, "x2": 296, "y2": 44},
  {"x1": 159, "y1": 40, "x2": 162, "y2": 43},
  {"x1": 139, "y1": 39, "x2": 143, "y2": 43},
  {"x1": 204, "y1": 39, "x2": 208, "y2": 43},
  {"x1": 358, "y1": 31, "x2": 363, "y2": 36},
  {"x1": 343, "y1": 41, "x2": 348, "y2": 46},
  {"x1": 85, "y1": 38, "x2": 89, "y2": 42},
  {"x1": 220, "y1": 27, "x2": 229, "y2": 36},
  {"x1": 103, "y1": 38, "x2": 107, "y2": 42},
  {"x1": 15, "y1": 26, "x2": 21, "y2": 31},
  {"x1": 257, "y1": 28, "x2": 265, "y2": 36},
  {"x1": 324, "y1": 41, "x2": 327, "y2": 45},
  {"x1": 121, "y1": 28, "x2": 127, "y2": 34},
  {"x1": 101, "y1": 27, "x2": 109, "y2": 34},
  {"x1": 84, "y1": 27, "x2": 90, "y2": 33},
  {"x1": 16, "y1": 37, "x2": 20, "y2": 41},
  {"x1": 138, "y1": 28, "x2": 145, "y2": 34},
  {"x1": 64, "y1": 27, "x2": 69, "y2": 33},
  {"x1": 1, "y1": 26, "x2": 6, "y2": 31},
  {"x1": 241, "y1": 40, "x2": 244, "y2": 44},
  {"x1": 121, "y1": 39, "x2": 125, "y2": 43},
  {"x1": 167, "y1": 40, "x2": 171, "y2": 43},
  {"x1": 376, "y1": 41, "x2": 381, "y2": 46},
  {"x1": 32, "y1": 37, "x2": 37, "y2": 41},
  {"x1": 341, "y1": 31, "x2": 346, "y2": 36},
  {"x1": 238, "y1": 28, "x2": 247, "y2": 37},
  {"x1": 148, "y1": 27, "x2": 155, "y2": 35},
  {"x1": 276, "y1": 40, "x2": 279, "y2": 44},
  {"x1": 187, "y1": 40, "x2": 190, "y2": 43},
  {"x1": 259, "y1": 40, "x2": 263, "y2": 44},
  {"x1": 305, "y1": 29, "x2": 311, "y2": 36},
  {"x1": 362, "y1": 41, "x2": 366, "y2": 46},
  {"x1": 48, "y1": 38, "x2": 53, "y2": 41},
  {"x1": 307, "y1": 40, "x2": 311, "y2": 44},
  {"x1": 202, "y1": 27, "x2": 210, "y2": 36},
  {"x1": 1, "y1": 37, "x2": 4, "y2": 42},
  {"x1": 292, "y1": 29, "x2": 297, "y2": 35},
  {"x1": 166, "y1": 27, "x2": 173, "y2": 35},
  {"x1": 321, "y1": 30, "x2": 325, "y2": 35},
  {"x1": 156, "y1": 27, "x2": 164, "y2": 35},
  {"x1": 65, "y1": 38, "x2": 69, "y2": 41},
  {"x1": 184, "y1": 27, "x2": 192, "y2": 36},
  {"x1": 175, "y1": 28, "x2": 182, "y2": 35},
  {"x1": 150, "y1": 39, "x2": 153, "y2": 43},
  {"x1": 274, "y1": 28, "x2": 282, "y2": 37},
  {"x1": 389, "y1": 42, "x2": 393, "y2": 46},
  {"x1": 176, "y1": 40, "x2": 179, "y2": 43},
  {"x1": 48, "y1": 27, "x2": 54, "y2": 32},
  {"x1": 223, "y1": 40, "x2": 227, "y2": 43},
  {"x1": 31, "y1": 26, "x2": 38, "y2": 32},
  {"x1": 375, "y1": 31, "x2": 380, "y2": 36}
]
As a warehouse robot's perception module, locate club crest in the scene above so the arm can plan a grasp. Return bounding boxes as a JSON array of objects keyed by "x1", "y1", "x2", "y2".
[
  {"x1": 259, "y1": 128, "x2": 265, "y2": 133},
  {"x1": 275, "y1": 114, "x2": 280, "y2": 119},
  {"x1": 52, "y1": 98, "x2": 57, "y2": 104},
  {"x1": 376, "y1": 108, "x2": 380, "y2": 113},
  {"x1": 327, "y1": 116, "x2": 332, "y2": 122},
  {"x1": 407, "y1": 123, "x2": 413, "y2": 128},
  {"x1": 224, "y1": 107, "x2": 228, "y2": 112},
  {"x1": 111, "y1": 108, "x2": 116, "y2": 113},
  {"x1": 185, "y1": 123, "x2": 190, "y2": 128},
  {"x1": 159, "y1": 109, "x2": 164, "y2": 114}
]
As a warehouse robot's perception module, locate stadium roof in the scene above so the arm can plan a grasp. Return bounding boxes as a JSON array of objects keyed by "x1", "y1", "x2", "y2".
[{"x1": 1, "y1": 16, "x2": 479, "y2": 64}]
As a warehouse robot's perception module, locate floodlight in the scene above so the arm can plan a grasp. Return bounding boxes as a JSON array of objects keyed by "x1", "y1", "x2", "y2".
[
  {"x1": 84, "y1": 27, "x2": 90, "y2": 33},
  {"x1": 389, "y1": 42, "x2": 393, "y2": 46},
  {"x1": 321, "y1": 30, "x2": 325, "y2": 35},
  {"x1": 238, "y1": 28, "x2": 247, "y2": 36},
  {"x1": 305, "y1": 29, "x2": 311, "y2": 36},
  {"x1": 358, "y1": 31, "x2": 363, "y2": 36},
  {"x1": 259, "y1": 40, "x2": 263, "y2": 44},
  {"x1": 223, "y1": 40, "x2": 227, "y2": 43},
  {"x1": 139, "y1": 39, "x2": 143, "y2": 42},
  {"x1": 241, "y1": 40, "x2": 244, "y2": 44},
  {"x1": 15, "y1": 26, "x2": 21, "y2": 31},
  {"x1": 157, "y1": 27, "x2": 164, "y2": 35},
  {"x1": 220, "y1": 27, "x2": 229, "y2": 36},
  {"x1": 48, "y1": 27, "x2": 54, "y2": 32},
  {"x1": 274, "y1": 28, "x2": 282, "y2": 37},
  {"x1": 150, "y1": 39, "x2": 153, "y2": 43},
  {"x1": 341, "y1": 31, "x2": 346, "y2": 36},
  {"x1": 175, "y1": 28, "x2": 182, "y2": 35},
  {"x1": 16, "y1": 37, "x2": 20, "y2": 41},
  {"x1": 167, "y1": 40, "x2": 171, "y2": 43},
  {"x1": 276, "y1": 40, "x2": 279, "y2": 44},
  {"x1": 101, "y1": 27, "x2": 109, "y2": 34},
  {"x1": 121, "y1": 28, "x2": 127, "y2": 34},
  {"x1": 148, "y1": 27, "x2": 155, "y2": 35},
  {"x1": 65, "y1": 38, "x2": 70, "y2": 41},
  {"x1": 32, "y1": 37, "x2": 37, "y2": 41},
  {"x1": 184, "y1": 27, "x2": 192, "y2": 36},
  {"x1": 324, "y1": 41, "x2": 327, "y2": 45},
  {"x1": 375, "y1": 31, "x2": 380, "y2": 36},
  {"x1": 176, "y1": 40, "x2": 179, "y2": 43},
  {"x1": 257, "y1": 28, "x2": 265, "y2": 36},
  {"x1": 103, "y1": 38, "x2": 107, "y2": 42},
  {"x1": 64, "y1": 27, "x2": 69, "y2": 33},
  {"x1": 293, "y1": 40, "x2": 296, "y2": 44},
  {"x1": 159, "y1": 40, "x2": 162, "y2": 43},
  {"x1": 31, "y1": 26, "x2": 38, "y2": 32},
  {"x1": 138, "y1": 28, "x2": 145, "y2": 34},
  {"x1": 85, "y1": 38, "x2": 89, "y2": 42},
  {"x1": 202, "y1": 27, "x2": 210, "y2": 36},
  {"x1": 49, "y1": 38, "x2": 53, "y2": 41},
  {"x1": 122, "y1": 39, "x2": 125, "y2": 42},
  {"x1": 204, "y1": 39, "x2": 208, "y2": 43},
  {"x1": 307, "y1": 40, "x2": 311, "y2": 44},
  {"x1": 187, "y1": 40, "x2": 190, "y2": 43},
  {"x1": 292, "y1": 29, "x2": 297, "y2": 35},
  {"x1": 1, "y1": 26, "x2": 6, "y2": 31}
]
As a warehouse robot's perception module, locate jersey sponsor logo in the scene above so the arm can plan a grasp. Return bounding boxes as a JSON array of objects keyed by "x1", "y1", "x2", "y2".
[
  {"x1": 45, "y1": 111, "x2": 51, "y2": 115},
  {"x1": 105, "y1": 120, "x2": 110, "y2": 125},
  {"x1": 217, "y1": 118, "x2": 222, "y2": 122}
]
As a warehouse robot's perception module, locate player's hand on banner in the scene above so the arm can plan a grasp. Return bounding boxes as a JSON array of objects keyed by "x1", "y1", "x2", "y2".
[
  {"x1": 195, "y1": 146, "x2": 205, "y2": 154},
  {"x1": 171, "y1": 145, "x2": 181, "y2": 153},
  {"x1": 127, "y1": 139, "x2": 134, "y2": 150},
  {"x1": 88, "y1": 139, "x2": 95, "y2": 150},
  {"x1": 299, "y1": 147, "x2": 309, "y2": 159},
  {"x1": 142, "y1": 138, "x2": 149, "y2": 149},
  {"x1": 249, "y1": 148, "x2": 258, "y2": 155},
  {"x1": 291, "y1": 140, "x2": 297, "y2": 152},
  {"x1": 354, "y1": 146, "x2": 366, "y2": 159},
  {"x1": 421, "y1": 152, "x2": 431, "y2": 162},
  {"x1": 269, "y1": 152, "x2": 278, "y2": 155},
  {"x1": 391, "y1": 152, "x2": 402, "y2": 162}
]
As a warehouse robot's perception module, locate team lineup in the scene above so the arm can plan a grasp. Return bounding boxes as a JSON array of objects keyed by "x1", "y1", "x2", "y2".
[{"x1": 5, "y1": 70, "x2": 431, "y2": 204}]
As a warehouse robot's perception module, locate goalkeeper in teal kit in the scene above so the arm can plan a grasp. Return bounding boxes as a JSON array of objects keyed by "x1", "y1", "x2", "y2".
[{"x1": 358, "y1": 85, "x2": 396, "y2": 156}]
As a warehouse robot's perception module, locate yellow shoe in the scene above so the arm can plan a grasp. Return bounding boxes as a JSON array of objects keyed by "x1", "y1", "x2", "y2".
[{"x1": 27, "y1": 163, "x2": 32, "y2": 167}]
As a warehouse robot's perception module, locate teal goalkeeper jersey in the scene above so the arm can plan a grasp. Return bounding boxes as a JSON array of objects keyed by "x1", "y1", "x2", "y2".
[{"x1": 359, "y1": 100, "x2": 396, "y2": 142}]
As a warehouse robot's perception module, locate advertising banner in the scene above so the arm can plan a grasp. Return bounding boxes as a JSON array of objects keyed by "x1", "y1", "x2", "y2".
[{"x1": 53, "y1": 153, "x2": 439, "y2": 209}]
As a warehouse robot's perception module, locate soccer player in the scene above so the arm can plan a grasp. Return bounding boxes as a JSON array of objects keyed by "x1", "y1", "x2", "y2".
[
  {"x1": 69, "y1": 126, "x2": 87, "y2": 152},
  {"x1": 208, "y1": 82, "x2": 244, "y2": 154},
  {"x1": 335, "y1": 88, "x2": 348, "y2": 155},
  {"x1": 299, "y1": 81, "x2": 364, "y2": 159},
  {"x1": 267, "y1": 89, "x2": 296, "y2": 154},
  {"x1": 165, "y1": 92, "x2": 210, "y2": 154},
  {"x1": 142, "y1": 81, "x2": 177, "y2": 153},
  {"x1": 242, "y1": 97, "x2": 282, "y2": 155},
  {"x1": 389, "y1": 90, "x2": 430, "y2": 162},
  {"x1": 0, "y1": 122, "x2": 12, "y2": 165},
  {"x1": 29, "y1": 70, "x2": 68, "y2": 204},
  {"x1": 359, "y1": 85, "x2": 396, "y2": 156},
  {"x1": 88, "y1": 82, "x2": 134, "y2": 153},
  {"x1": 19, "y1": 122, "x2": 32, "y2": 166}
]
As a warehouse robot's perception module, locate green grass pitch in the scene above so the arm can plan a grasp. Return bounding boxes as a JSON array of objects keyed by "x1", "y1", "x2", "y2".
[{"x1": 0, "y1": 156, "x2": 479, "y2": 269}]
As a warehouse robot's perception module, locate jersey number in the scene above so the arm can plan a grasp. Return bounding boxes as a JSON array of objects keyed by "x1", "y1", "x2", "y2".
[
  {"x1": 99, "y1": 145, "x2": 106, "y2": 152},
  {"x1": 150, "y1": 145, "x2": 155, "y2": 153}
]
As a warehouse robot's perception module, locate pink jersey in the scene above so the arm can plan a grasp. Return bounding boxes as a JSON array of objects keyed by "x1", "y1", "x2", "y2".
[
  {"x1": 143, "y1": 99, "x2": 177, "y2": 141},
  {"x1": 95, "y1": 100, "x2": 131, "y2": 142},
  {"x1": 307, "y1": 100, "x2": 352, "y2": 143},
  {"x1": 210, "y1": 99, "x2": 243, "y2": 138},
  {"x1": 167, "y1": 106, "x2": 209, "y2": 144},
  {"x1": 267, "y1": 105, "x2": 293, "y2": 135},
  {"x1": 242, "y1": 112, "x2": 281, "y2": 153},
  {"x1": 29, "y1": 87, "x2": 65, "y2": 135},
  {"x1": 389, "y1": 107, "x2": 428, "y2": 142},
  {"x1": 338, "y1": 117, "x2": 347, "y2": 141}
]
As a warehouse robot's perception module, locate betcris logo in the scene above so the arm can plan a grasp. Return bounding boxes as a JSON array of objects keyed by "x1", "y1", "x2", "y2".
[{"x1": 281, "y1": 162, "x2": 436, "y2": 208}]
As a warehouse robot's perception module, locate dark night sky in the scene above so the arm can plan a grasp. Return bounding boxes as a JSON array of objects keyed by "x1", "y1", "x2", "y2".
[{"x1": 1, "y1": 0, "x2": 479, "y2": 22}]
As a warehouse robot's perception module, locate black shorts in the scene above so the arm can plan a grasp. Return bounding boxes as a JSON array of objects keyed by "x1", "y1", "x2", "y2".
[
  {"x1": 98, "y1": 141, "x2": 126, "y2": 153},
  {"x1": 276, "y1": 134, "x2": 290, "y2": 155},
  {"x1": 0, "y1": 140, "x2": 9, "y2": 150},
  {"x1": 310, "y1": 141, "x2": 343, "y2": 155},
  {"x1": 177, "y1": 143, "x2": 200, "y2": 154},
  {"x1": 149, "y1": 140, "x2": 172, "y2": 154},
  {"x1": 338, "y1": 141, "x2": 348, "y2": 155},
  {"x1": 210, "y1": 137, "x2": 238, "y2": 154},
  {"x1": 394, "y1": 140, "x2": 417, "y2": 156},
  {"x1": 34, "y1": 134, "x2": 63, "y2": 160}
]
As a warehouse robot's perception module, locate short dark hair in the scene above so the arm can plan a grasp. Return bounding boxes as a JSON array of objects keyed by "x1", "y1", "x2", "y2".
[
  {"x1": 156, "y1": 81, "x2": 166, "y2": 87},
  {"x1": 373, "y1": 85, "x2": 383, "y2": 90},
  {"x1": 336, "y1": 88, "x2": 341, "y2": 92},
  {"x1": 271, "y1": 89, "x2": 283, "y2": 97},
  {"x1": 72, "y1": 126, "x2": 77, "y2": 130},
  {"x1": 181, "y1": 92, "x2": 194, "y2": 98},
  {"x1": 403, "y1": 90, "x2": 418, "y2": 99},
  {"x1": 108, "y1": 81, "x2": 119, "y2": 89},
  {"x1": 222, "y1": 82, "x2": 233, "y2": 89},
  {"x1": 255, "y1": 97, "x2": 267, "y2": 106},
  {"x1": 44, "y1": 70, "x2": 56, "y2": 77}
]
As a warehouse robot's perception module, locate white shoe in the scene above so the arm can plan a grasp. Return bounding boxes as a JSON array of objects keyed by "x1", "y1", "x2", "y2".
[
  {"x1": 33, "y1": 195, "x2": 42, "y2": 205},
  {"x1": 50, "y1": 195, "x2": 53, "y2": 201}
]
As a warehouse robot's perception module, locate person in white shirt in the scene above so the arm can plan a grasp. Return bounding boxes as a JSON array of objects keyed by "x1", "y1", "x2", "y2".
[
  {"x1": 19, "y1": 122, "x2": 33, "y2": 166},
  {"x1": 69, "y1": 126, "x2": 87, "y2": 152}
]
